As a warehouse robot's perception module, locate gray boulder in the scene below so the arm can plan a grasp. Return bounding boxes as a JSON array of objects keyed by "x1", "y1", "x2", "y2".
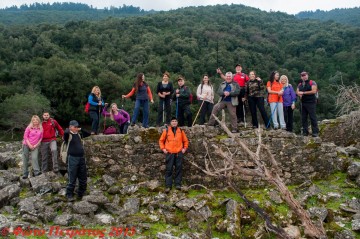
[
  {"x1": 72, "y1": 201, "x2": 98, "y2": 214},
  {"x1": 0, "y1": 184, "x2": 20, "y2": 208}
]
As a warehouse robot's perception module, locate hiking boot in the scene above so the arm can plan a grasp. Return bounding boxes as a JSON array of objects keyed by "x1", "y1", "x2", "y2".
[
  {"x1": 165, "y1": 187, "x2": 171, "y2": 193},
  {"x1": 175, "y1": 186, "x2": 182, "y2": 191},
  {"x1": 231, "y1": 129, "x2": 239, "y2": 133},
  {"x1": 312, "y1": 133, "x2": 319, "y2": 137},
  {"x1": 67, "y1": 196, "x2": 75, "y2": 202},
  {"x1": 302, "y1": 132, "x2": 309, "y2": 136},
  {"x1": 22, "y1": 175, "x2": 28, "y2": 179}
]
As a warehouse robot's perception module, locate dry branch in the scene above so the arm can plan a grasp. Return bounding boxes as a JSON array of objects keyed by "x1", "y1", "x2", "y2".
[{"x1": 201, "y1": 114, "x2": 328, "y2": 239}]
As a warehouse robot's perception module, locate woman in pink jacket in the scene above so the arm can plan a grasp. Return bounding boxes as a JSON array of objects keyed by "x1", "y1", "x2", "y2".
[
  {"x1": 22, "y1": 115, "x2": 43, "y2": 179},
  {"x1": 102, "y1": 103, "x2": 130, "y2": 134}
]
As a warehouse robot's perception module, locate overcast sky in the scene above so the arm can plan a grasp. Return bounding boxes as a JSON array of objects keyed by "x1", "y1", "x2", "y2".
[{"x1": 1, "y1": 0, "x2": 359, "y2": 14}]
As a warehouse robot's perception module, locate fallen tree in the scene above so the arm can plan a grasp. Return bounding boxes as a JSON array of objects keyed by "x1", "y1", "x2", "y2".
[{"x1": 189, "y1": 114, "x2": 327, "y2": 239}]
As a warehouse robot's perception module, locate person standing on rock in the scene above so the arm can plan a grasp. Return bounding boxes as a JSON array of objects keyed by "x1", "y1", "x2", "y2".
[
  {"x1": 159, "y1": 117, "x2": 189, "y2": 193},
  {"x1": 41, "y1": 111, "x2": 64, "y2": 175},
  {"x1": 64, "y1": 120, "x2": 91, "y2": 201},
  {"x1": 22, "y1": 115, "x2": 43, "y2": 179}
]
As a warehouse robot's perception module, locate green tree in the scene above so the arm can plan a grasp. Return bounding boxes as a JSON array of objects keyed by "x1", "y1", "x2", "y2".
[{"x1": 0, "y1": 90, "x2": 50, "y2": 136}]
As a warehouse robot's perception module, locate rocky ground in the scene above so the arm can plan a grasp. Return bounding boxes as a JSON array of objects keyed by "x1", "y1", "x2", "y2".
[{"x1": 0, "y1": 140, "x2": 359, "y2": 238}]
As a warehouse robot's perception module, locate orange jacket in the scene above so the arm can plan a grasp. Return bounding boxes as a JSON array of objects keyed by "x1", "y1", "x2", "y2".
[
  {"x1": 159, "y1": 127, "x2": 189, "y2": 153},
  {"x1": 267, "y1": 81, "x2": 284, "y2": 103}
]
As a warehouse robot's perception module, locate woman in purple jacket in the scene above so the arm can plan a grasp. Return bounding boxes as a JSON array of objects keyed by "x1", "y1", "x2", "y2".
[
  {"x1": 102, "y1": 103, "x2": 130, "y2": 134},
  {"x1": 22, "y1": 115, "x2": 43, "y2": 179},
  {"x1": 280, "y1": 75, "x2": 297, "y2": 132}
]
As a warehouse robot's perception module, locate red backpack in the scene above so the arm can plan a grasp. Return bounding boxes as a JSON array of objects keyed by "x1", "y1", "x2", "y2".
[{"x1": 84, "y1": 102, "x2": 90, "y2": 113}]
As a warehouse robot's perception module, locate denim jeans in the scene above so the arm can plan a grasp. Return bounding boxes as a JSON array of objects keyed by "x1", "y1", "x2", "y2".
[
  {"x1": 22, "y1": 144, "x2": 40, "y2": 176},
  {"x1": 269, "y1": 102, "x2": 286, "y2": 129},
  {"x1": 66, "y1": 155, "x2": 87, "y2": 198},
  {"x1": 132, "y1": 99, "x2": 149, "y2": 128},
  {"x1": 89, "y1": 110, "x2": 100, "y2": 133},
  {"x1": 40, "y1": 140, "x2": 59, "y2": 173}
]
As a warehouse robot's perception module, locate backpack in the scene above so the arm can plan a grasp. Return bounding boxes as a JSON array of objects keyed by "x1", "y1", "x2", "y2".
[
  {"x1": 50, "y1": 118, "x2": 59, "y2": 137},
  {"x1": 84, "y1": 102, "x2": 90, "y2": 113},
  {"x1": 298, "y1": 80, "x2": 319, "y2": 103},
  {"x1": 60, "y1": 134, "x2": 72, "y2": 164},
  {"x1": 183, "y1": 86, "x2": 193, "y2": 104}
]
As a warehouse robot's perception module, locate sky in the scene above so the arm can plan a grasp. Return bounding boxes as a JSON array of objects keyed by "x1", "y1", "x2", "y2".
[{"x1": 1, "y1": 0, "x2": 359, "y2": 14}]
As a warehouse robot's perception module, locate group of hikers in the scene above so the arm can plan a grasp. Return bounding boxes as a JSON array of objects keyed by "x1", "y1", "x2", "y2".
[{"x1": 22, "y1": 64, "x2": 319, "y2": 198}]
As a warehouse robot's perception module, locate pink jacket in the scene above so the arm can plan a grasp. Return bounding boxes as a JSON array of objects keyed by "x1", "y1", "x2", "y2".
[{"x1": 23, "y1": 126, "x2": 43, "y2": 146}]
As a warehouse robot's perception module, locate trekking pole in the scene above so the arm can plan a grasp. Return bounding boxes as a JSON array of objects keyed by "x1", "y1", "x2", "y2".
[
  {"x1": 162, "y1": 101, "x2": 165, "y2": 124},
  {"x1": 98, "y1": 99, "x2": 102, "y2": 134},
  {"x1": 192, "y1": 100, "x2": 205, "y2": 127},
  {"x1": 176, "y1": 97, "x2": 179, "y2": 118},
  {"x1": 243, "y1": 103, "x2": 247, "y2": 128}
]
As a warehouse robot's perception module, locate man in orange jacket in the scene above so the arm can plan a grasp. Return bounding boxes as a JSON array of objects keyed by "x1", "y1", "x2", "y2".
[{"x1": 159, "y1": 117, "x2": 189, "y2": 193}]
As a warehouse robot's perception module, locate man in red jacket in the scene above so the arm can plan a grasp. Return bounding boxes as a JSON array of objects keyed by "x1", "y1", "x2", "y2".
[{"x1": 41, "y1": 112, "x2": 64, "y2": 175}]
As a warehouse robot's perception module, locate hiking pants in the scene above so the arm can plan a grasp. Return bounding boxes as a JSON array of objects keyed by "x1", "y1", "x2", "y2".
[
  {"x1": 208, "y1": 101, "x2": 237, "y2": 130},
  {"x1": 178, "y1": 104, "x2": 193, "y2": 127},
  {"x1": 269, "y1": 102, "x2": 286, "y2": 129},
  {"x1": 199, "y1": 100, "x2": 214, "y2": 125},
  {"x1": 157, "y1": 98, "x2": 171, "y2": 126},
  {"x1": 41, "y1": 140, "x2": 59, "y2": 173},
  {"x1": 66, "y1": 155, "x2": 87, "y2": 198},
  {"x1": 89, "y1": 110, "x2": 100, "y2": 134},
  {"x1": 165, "y1": 152, "x2": 183, "y2": 188},
  {"x1": 119, "y1": 122, "x2": 130, "y2": 134},
  {"x1": 236, "y1": 88, "x2": 246, "y2": 122},
  {"x1": 283, "y1": 105, "x2": 294, "y2": 132},
  {"x1": 248, "y1": 97, "x2": 269, "y2": 128},
  {"x1": 132, "y1": 99, "x2": 149, "y2": 128},
  {"x1": 22, "y1": 144, "x2": 41, "y2": 177},
  {"x1": 301, "y1": 102, "x2": 319, "y2": 135}
]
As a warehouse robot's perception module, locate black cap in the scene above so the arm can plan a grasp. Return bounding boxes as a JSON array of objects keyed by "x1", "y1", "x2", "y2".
[{"x1": 69, "y1": 120, "x2": 79, "y2": 127}]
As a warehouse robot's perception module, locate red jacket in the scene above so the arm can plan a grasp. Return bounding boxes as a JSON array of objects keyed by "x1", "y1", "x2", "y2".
[
  {"x1": 159, "y1": 127, "x2": 189, "y2": 154},
  {"x1": 42, "y1": 118, "x2": 64, "y2": 142}
]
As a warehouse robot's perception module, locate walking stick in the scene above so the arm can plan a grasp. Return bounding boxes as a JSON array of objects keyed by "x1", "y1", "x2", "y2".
[
  {"x1": 176, "y1": 97, "x2": 179, "y2": 118},
  {"x1": 192, "y1": 100, "x2": 205, "y2": 126},
  {"x1": 243, "y1": 103, "x2": 247, "y2": 128},
  {"x1": 162, "y1": 100, "x2": 165, "y2": 124}
]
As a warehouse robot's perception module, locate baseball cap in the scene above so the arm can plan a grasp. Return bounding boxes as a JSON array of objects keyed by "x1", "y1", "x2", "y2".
[{"x1": 69, "y1": 120, "x2": 79, "y2": 127}]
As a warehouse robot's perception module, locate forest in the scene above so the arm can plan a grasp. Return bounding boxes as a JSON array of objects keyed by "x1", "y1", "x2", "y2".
[
  {"x1": 296, "y1": 7, "x2": 360, "y2": 27},
  {"x1": 0, "y1": 3, "x2": 153, "y2": 25},
  {"x1": 0, "y1": 3, "x2": 359, "y2": 134}
]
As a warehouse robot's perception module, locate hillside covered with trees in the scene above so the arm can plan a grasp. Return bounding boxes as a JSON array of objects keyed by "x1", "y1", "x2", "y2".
[
  {"x1": 296, "y1": 7, "x2": 360, "y2": 27},
  {"x1": 0, "y1": 2, "x2": 154, "y2": 25},
  {"x1": 0, "y1": 4, "x2": 359, "y2": 132}
]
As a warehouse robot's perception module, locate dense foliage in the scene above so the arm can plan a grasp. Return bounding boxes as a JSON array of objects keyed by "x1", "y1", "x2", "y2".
[
  {"x1": 296, "y1": 7, "x2": 360, "y2": 27},
  {"x1": 0, "y1": 3, "x2": 153, "y2": 25},
  {"x1": 0, "y1": 4, "x2": 359, "y2": 130}
]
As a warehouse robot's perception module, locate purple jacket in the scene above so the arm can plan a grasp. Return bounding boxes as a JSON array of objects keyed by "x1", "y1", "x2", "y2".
[
  {"x1": 282, "y1": 85, "x2": 297, "y2": 107},
  {"x1": 102, "y1": 107, "x2": 130, "y2": 126}
]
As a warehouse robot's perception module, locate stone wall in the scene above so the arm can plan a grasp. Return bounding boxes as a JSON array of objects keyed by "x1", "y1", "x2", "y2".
[{"x1": 83, "y1": 125, "x2": 344, "y2": 189}]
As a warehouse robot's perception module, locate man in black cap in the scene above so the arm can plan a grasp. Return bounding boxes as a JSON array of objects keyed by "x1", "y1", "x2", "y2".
[
  {"x1": 296, "y1": 71, "x2": 319, "y2": 137},
  {"x1": 64, "y1": 120, "x2": 90, "y2": 201}
]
